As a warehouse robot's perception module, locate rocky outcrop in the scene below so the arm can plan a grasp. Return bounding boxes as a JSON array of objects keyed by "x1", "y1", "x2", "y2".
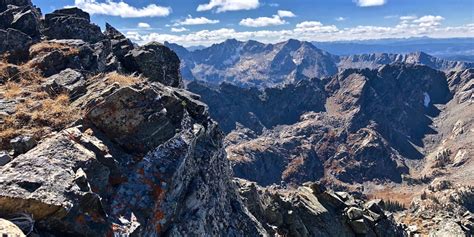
[
  {"x1": 104, "y1": 23, "x2": 134, "y2": 71},
  {"x1": 42, "y1": 68, "x2": 86, "y2": 99},
  {"x1": 123, "y1": 42, "x2": 182, "y2": 87},
  {"x1": 0, "y1": 3, "x2": 268, "y2": 236},
  {"x1": 237, "y1": 179, "x2": 405, "y2": 237},
  {"x1": 0, "y1": 75, "x2": 266, "y2": 236},
  {"x1": 399, "y1": 179, "x2": 473, "y2": 236},
  {"x1": 42, "y1": 7, "x2": 105, "y2": 43},
  {"x1": 0, "y1": 28, "x2": 32, "y2": 59}
]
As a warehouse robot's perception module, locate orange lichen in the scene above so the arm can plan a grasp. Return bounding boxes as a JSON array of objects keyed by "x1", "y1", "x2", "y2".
[{"x1": 76, "y1": 215, "x2": 86, "y2": 225}]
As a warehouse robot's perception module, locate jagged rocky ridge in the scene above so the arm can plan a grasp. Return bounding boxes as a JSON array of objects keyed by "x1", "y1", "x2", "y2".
[
  {"x1": 0, "y1": 1, "x2": 409, "y2": 236},
  {"x1": 167, "y1": 39, "x2": 473, "y2": 88}
]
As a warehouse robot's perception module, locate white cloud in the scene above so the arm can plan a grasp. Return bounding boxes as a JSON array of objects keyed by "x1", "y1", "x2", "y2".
[
  {"x1": 354, "y1": 0, "x2": 386, "y2": 7},
  {"x1": 171, "y1": 27, "x2": 189, "y2": 32},
  {"x1": 197, "y1": 0, "x2": 260, "y2": 13},
  {"x1": 240, "y1": 10, "x2": 295, "y2": 28},
  {"x1": 138, "y1": 22, "x2": 151, "y2": 28},
  {"x1": 175, "y1": 15, "x2": 220, "y2": 26},
  {"x1": 277, "y1": 10, "x2": 296, "y2": 18},
  {"x1": 413, "y1": 15, "x2": 445, "y2": 27},
  {"x1": 335, "y1": 17, "x2": 346, "y2": 21},
  {"x1": 240, "y1": 15, "x2": 286, "y2": 27},
  {"x1": 73, "y1": 0, "x2": 171, "y2": 18},
  {"x1": 126, "y1": 15, "x2": 473, "y2": 47},
  {"x1": 294, "y1": 21, "x2": 338, "y2": 33}
]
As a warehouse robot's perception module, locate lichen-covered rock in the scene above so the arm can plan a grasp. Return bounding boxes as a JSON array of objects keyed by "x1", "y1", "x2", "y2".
[
  {"x1": 0, "y1": 79, "x2": 267, "y2": 236},
  {"x1": 0, "y1": 127, "x2": 112, "y2": 236},
  {"x1": 123, "y1": 42, "x2": 182, "y2": 87}
]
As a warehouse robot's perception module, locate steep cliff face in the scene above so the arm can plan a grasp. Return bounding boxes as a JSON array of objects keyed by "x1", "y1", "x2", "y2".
[{"x1": 0, "y1": 1, "x2": 266, "y2": 236}]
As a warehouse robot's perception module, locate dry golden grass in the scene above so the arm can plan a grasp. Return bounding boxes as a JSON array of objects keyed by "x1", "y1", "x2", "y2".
[
  {"x1": 3, "y1": 82, "x2": 22, "y2": 98},
  {"x1": 0, "y1": 93, "x2": 80, "y2": 149},
  {"x1": 0, "y1": 60, "x2": 80, "y2": 150},
  {"x1": 0, "y1": 62, "x2": 43, "y2": 84},
  {"x1": 105, "y1": 72, "x2": 142, "y2": 86},
  {"x1": 29, "y1": 41, "x2": 80, "y2": 58}
]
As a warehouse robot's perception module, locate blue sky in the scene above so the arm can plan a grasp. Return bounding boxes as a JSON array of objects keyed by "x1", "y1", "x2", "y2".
[{"x1": 34, "y1": 0, "x2": 474, "y2": 46}]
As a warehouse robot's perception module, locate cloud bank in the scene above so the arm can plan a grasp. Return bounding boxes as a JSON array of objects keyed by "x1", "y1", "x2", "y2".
[{"x1": 125, "y1": 15, "x2": 473, "y2": 47}]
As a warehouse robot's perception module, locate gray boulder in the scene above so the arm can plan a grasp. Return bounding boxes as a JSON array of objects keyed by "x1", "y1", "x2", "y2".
[
  {"x1": 0, "y1": 127, "x2": 112, "y2": 236},
  {"x1": 122, "y1": 42, "x2": 182, "y2": 87},
  {"x1": 0, "y1": 28, "x2": 31, "y2": 55},
  {"x1": 28, "y1": 50, "x2": 66, "y2": 76},
  {"x1": 10, "y1": 6, "x2": 41, "y2": 37},
  {"x1": 42, "y1": 68, "x2": 86, "y2": 99}
]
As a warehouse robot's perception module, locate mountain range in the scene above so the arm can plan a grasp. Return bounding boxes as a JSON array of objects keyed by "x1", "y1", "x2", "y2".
[
  {"x1": 166, "y1": 39, "x2": 474, "y2": 88},
  {"x1": 0, "y1": 0, "x2": 473, "y2": 236}
]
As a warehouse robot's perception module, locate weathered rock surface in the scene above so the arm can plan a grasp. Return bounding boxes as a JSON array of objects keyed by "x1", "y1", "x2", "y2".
[
  {"x1": 10, "y1": 135, "x2": 36, "y2": 155},
  {"x1": 42, "y1": 68, "x2": 86, "y2": 99},
  {"x1": 237, "y1": 179, "x2": 405, "y2": 237},
  {"x1": 42, "y1": 7, "x2": 105, "y2": 43},
  {"x1": 0, "y1": 78, "x2": 266, "y2": 236},
  {"x1": 123, "y1": 42, "x2": 182, "y2": 87},
  {"x1": 0, "y1": 28, "x2": 31, "y2": 54},
  {"x1": 399, "y1": 179, "x2": 474, "y2": 236},
  {"x1": 0, "y1": 151, "x2": 10, "y2": 166}
]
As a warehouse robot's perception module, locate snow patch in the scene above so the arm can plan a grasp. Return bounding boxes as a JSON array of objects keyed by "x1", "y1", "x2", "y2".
[{"x1": 423, "y1": 92, "x2": 431, "y2": 107}]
